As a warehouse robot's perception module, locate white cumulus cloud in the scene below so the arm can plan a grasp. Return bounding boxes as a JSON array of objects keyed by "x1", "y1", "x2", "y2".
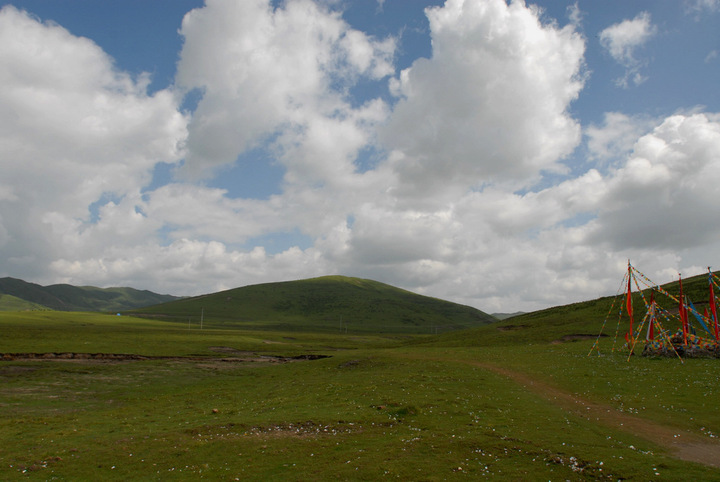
[
  {"x1": 176, "y1": 0, "x2": 395, "y2": 183},
  {"x1": 586, "y1": 112, "x2": 658, "y2": 165},
  {"x1": 0, "y1": 6, "x2": 187, "y2": 282},
  {"x1": 381, "y1": 0, "x2": 586, "y2": 200},
  {"x1": 586, "y1": 113, "x2": 720, "y2": 250},
  {"x1": 599, "y1": 11, "x2": 656, "y2": 87}
]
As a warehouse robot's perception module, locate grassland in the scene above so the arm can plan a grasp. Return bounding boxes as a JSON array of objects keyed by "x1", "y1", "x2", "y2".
[{"x1": 2, "y1": 283, "x2": 720, "y2": 480}]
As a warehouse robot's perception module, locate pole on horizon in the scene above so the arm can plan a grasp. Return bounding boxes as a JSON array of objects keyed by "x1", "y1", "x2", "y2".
[
  {"x1": 679, "y1": 274, "x2": 688, "y2": 345},
  {"x1": 646, "y1": 290, "x2": 655, "y2": 341},
  {"x1": 709, "y1": 267, "x2": 719, "y2": 342},
  {"x1": 626, "y1": 260, "x2": 634, "y2": 349}
]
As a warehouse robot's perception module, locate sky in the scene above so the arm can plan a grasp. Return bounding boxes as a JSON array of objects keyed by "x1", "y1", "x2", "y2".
[{"x1": 1, "y1": 0, "x2": 719, "y2": 313}]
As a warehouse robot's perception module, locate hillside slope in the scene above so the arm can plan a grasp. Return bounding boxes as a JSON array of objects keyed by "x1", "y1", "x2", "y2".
[
  {"x1": 0, "y1": 277, "x2": 179, "y2": 312},
  {"x1": 130, "y1": 275, "x2": 496, "y2": 334},
  {"x1": 423, "y1": 270, "x2": 715, "y2": 348},
  {"x1": 0, "y1": 293, "x2": 49, "y2": 311}
]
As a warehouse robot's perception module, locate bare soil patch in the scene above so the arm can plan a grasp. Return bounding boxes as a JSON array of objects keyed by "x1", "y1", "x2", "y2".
[
  {"x1": 0, "y1": 352, "x2": 329, "y2": 364},
  {"x1": 496, "y1": 324, "x2": 529, "y2": 331},
  {"x1": 552, "y1": 333, "x2": 607, "y2": 344},
  {"x1": 186, "y1": 420, "x2": 363, "y2": 442},
  {"x1": 208, "y1": 346, "x2": 257, "y2": 356}
]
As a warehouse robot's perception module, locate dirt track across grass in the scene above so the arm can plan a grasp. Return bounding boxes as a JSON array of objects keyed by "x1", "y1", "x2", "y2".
[
  {"x1": 0, "y1": 352, "x2": 329, "y2": 363},
  {"x1": 467, "y1": 360, "x2": 720, "y2": 469}
]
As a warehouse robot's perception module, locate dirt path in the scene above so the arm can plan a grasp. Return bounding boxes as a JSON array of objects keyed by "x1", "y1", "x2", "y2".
[
  {"x1": 0, "y1": 352, "x2": 329, "y2": 363},
  {"x1": 461, "y1": 359, "x2": 720, "y2": 469}
]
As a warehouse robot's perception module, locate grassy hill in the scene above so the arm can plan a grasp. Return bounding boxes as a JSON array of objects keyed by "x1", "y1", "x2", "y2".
[
  {"x1": 129, "y1": 275, "x2": 496, "y2": 334},
  {"x1": 0, "y1": 277, "x2": 179, "y2": 312},
  {"x1": 425, "y1": 269, "x2": 716, "y2": 348},
  {"x1": 0, "y1": 294, "x2": 49, "y2": 311}
]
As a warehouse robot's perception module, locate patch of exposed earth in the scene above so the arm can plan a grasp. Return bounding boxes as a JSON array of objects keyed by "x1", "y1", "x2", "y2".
[
  {"x1": 187, "y1": 420, "x2": 367, "y2": 441},
  {"x1": 552, "y1": 333, "x2": 607, "y2": 344},
  {"x1": 0, "y1": 351, "x2": 329, "y2": 364},
  {"x1": 208, "y1": 346, "x2": 257, "y2": 356},
  {"x1": 496, "y1": 324, "x2": 529, "y2": 331}
]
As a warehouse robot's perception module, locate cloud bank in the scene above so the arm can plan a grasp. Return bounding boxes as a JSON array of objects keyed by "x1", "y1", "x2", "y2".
[{"x1": 1, "y1": 1, "x2": 719, "y2": 313}]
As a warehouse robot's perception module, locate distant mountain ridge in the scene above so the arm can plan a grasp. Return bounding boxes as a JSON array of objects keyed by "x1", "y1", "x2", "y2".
[
  {"x1": 0, "y1": 277, "x2": 179, "y2": 312},
  {"x1": 130, "y1": 275, "x2": 496, "y2": 334}
]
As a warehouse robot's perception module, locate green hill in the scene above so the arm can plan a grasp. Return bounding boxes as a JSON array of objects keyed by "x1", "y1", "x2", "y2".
[
  {"x1": 129, "y1": 275, "x2": 496, "y2": 334},
  {"x1": 0, "y1": 277, "x2": 179, "y2": 312},
  {"x1": 425, "y1": 270, "x2": 715, "y2": 348},
  {"x1": 0, "y1": 293, "x2": 49, "y2": 311}
]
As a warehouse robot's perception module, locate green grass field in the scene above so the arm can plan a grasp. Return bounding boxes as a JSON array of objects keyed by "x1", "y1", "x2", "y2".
[{"x1": 2, "y1": 306, "x2": 720, "y2": 480}]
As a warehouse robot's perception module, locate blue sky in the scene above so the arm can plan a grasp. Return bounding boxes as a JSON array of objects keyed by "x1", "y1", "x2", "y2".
[{"x1": 1, "y1": 0, "x2": 719, "y2": 312}]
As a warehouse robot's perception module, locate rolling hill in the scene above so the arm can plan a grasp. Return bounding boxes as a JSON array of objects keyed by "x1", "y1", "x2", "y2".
[
  {"x1": 129, "y1": 275, "x2": 496, "y2": 334},
  {"x1": 424, "y1": 269, "x2": 717, "y2": 348},
  {"x1": 0, "y1": 293, "x2": 49, "y2": 311},
  {"x1": 0, "y1": 277, "x2": 179, "y2": 312}
]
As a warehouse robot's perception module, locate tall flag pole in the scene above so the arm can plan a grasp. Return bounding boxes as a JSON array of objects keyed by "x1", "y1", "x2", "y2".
[
  {"x1": 710, "y1": 268, "x2": 719, "y2": 342},
  {"x1": 679, "y1": 274, "x2": 688, "y2": 345},
  {"x1": 646, "y1": 290, "x2": 655, "y2": 341},
  {"x1": 626, "y1": 261, "x2": 633, "y2": 344}
]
